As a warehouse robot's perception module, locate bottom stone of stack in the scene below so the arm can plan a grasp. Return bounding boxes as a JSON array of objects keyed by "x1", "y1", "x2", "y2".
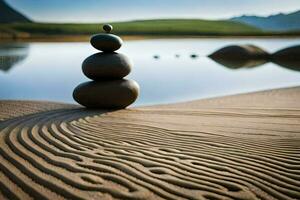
[{"x1": 73, "y1": 79, "x2": 139, "y2": 109}]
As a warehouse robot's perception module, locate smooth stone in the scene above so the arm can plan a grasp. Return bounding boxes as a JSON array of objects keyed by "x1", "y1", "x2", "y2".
[
  {"x1": 82, "y1": 52, "x2": 132, "y2": 80},
  {"x1": 90, "y1": 33, "x2": 123, "y2": 52},
  {"x1": 73, "y1": 79, "x2": 139, "y2": 109},
  {"x1": 209, "y1": 45, "x2": 270, "y2": 60},
  {"x1": 271, "y1": 45, "x2": 300, "y2": 61},
  {"x1": 103, "y1": 24, "x2": 113, "y2": 33}
]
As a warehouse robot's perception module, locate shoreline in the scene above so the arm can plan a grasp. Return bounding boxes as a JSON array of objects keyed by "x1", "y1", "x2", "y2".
[{"x1": 0, "y1": 86, "x2": 299, "y2": 199}]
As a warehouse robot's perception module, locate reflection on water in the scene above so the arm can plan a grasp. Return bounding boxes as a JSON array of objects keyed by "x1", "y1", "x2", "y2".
[
  {"x1": 209, "y1": 57, "x2": 267, "y2": 69},
  {"x1": 0, "y1": 39, "x2": 300, "y2": 106},
  {"x1": 0, "y1": 43, "x2": 29, "y2": 72},
  {"x1": 273, "y1": 60, "x2": 300, "y2": 72}
]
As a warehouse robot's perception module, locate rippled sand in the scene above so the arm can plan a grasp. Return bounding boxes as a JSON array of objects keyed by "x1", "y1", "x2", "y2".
[{"x1": 0, "y1": 87, "x2": 299, "y2": 200}]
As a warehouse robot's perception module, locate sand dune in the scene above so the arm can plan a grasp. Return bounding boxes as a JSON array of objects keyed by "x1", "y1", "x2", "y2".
[{"x1": 0, "y1": 87, "x2": 300, "y2": 200}]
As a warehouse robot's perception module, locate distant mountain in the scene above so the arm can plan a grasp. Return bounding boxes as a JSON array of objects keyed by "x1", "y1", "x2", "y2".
[
  {"x1": 0, "y1": 0, "x2": 31, "y2": 23},
  {"x1": 231, "y1": 10, "x2": 300, "y2": 31}
]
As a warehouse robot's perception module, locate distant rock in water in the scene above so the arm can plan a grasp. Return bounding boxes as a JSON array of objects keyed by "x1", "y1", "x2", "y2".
[
  {"x1": 209, "y1": 44, "x2": 300, "y2": 71},
  {"x1": 271, "y1": 45, "x2": 300, "y2": 72},
  {"x1": 209, "y1": 45, "x2": 270, "y2": 60},
  {"x1": 209, "y1": 45, "x2": 269, "y2": 69},
  {"x1": 190, "y1": 54, "x2": 198, "y2": 59}
]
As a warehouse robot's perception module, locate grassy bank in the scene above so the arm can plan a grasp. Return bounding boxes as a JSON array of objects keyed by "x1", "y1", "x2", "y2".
[{"x1": 1, "y1": 19, "x2": 300, "y2": 40}]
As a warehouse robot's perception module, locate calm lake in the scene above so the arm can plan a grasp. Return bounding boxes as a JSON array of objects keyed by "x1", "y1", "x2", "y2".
[{"x1": 1, "y1": 38, "x2": 300, "y2": 106}]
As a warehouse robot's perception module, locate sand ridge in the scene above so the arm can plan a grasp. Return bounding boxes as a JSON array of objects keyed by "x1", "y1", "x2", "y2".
[
  {"x1": 0, "y1": 100, "x2": 79, "y2": 121},
  {"x1": 0, "y1": 87, "x2": 299, "y2": 200}
]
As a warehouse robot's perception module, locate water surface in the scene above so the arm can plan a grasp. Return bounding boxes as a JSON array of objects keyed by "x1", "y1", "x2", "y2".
[{"x1": 1, "y1": 38, "x2": 300, "y2": 106}]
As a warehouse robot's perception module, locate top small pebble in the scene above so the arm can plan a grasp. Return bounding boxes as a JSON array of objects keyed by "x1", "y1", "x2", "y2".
[{"x1": 103, "y1": 24, "x2": 113, "y2": 33}]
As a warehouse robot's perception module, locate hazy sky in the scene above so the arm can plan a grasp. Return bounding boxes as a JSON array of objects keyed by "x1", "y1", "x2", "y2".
[{"x1": 6, "y1": 0, "x2": 300, "y2": 23}]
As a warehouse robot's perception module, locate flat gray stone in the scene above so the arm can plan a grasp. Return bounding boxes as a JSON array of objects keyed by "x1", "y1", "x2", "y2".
[
  {"x1": 82, "y1": 52, "x2": 132, "y2": 80},
  {"x1": 90, "y1": 33, "x2": 123, "y2": 52},
  {"x1": 73, "y1": 79, "x2": 139, "y2": 109}
]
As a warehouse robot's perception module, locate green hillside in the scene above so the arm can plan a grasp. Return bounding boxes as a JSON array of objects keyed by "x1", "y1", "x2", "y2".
[
  {"x1": 112, "y1": 19, "x2": 263, "y2": 35},
  {"x1": 0, "y1": 19, "x2": 262, "y2": 38},
  {"x1": 1, "y1": 19, "x2": 299, "y2": 40}
]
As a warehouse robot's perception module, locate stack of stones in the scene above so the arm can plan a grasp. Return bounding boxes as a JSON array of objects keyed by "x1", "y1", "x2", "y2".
[{"x1": 73, "y1": 24, "x2": 140, "y2": 109}]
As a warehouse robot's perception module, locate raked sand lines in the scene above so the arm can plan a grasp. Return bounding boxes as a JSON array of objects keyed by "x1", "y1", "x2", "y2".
[{"x1": 0, "y1": 87, "x2": 300, "y2": 199}]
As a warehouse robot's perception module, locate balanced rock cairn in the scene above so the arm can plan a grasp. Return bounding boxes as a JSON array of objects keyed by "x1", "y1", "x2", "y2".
[{"x1": 73, "y1": 24, "x2": 140, "y2": 109}]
